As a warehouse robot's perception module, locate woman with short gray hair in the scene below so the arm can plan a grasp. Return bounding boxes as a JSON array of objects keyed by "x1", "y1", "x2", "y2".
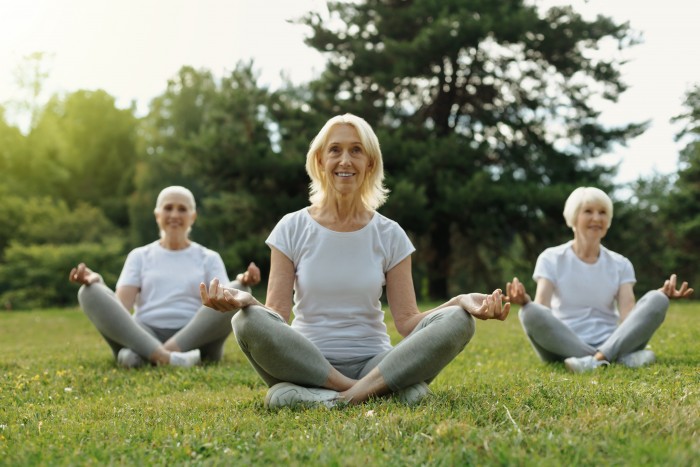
[
  {"x1": 69, "y1": 185, "x2": 261, "y2": 368},
  {"x1": 506, "y1": 186, "x2": 693, "y2": 373}
]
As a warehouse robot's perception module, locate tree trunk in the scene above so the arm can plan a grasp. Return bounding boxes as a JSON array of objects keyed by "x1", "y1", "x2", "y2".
[{"x1": 427, "y1": 221, "x2": 451, "y2": 300}]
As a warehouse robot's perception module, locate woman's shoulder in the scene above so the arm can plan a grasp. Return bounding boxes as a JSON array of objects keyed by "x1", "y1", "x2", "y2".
[
  {"x1": 600, "y1": 245, "x2": 632, "y2": 265},
  {"x1": 372, "y1": 211, "x2": 405, "y2": 232},
  {"x1": 188, "y1": 241, "x2": 220, "y2": 257},
  {"x1": 273, "y1": 208, "x2": 311, "y2": 232},
  {"x1": 127, "y1": 240, "x2": 159, "y2": 257},
  {"x1": 539, "y1": 241, "x2": 572, "y2": 259},
  {"x1": 267, "y1": 208, "x2": 312, "y2": 247},
  {"x1": 276, "y1": 208, "x2": 308, "y2": 224}
]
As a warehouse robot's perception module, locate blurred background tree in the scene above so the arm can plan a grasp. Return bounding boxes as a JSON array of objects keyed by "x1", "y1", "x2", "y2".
[
  {"x1": 665, "y1": 85, "x2": 700, "y2": 287},
  {"x1": 0, "y1": 1, "x2": 696, "y2": 308},
  {"x1": 298, "y1": 0, "x2": 645, "y2": 297}
]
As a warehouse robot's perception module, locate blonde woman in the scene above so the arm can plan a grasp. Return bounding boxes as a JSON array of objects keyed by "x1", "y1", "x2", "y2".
[
  {"x1": 70, "y1": 186, "x2": 260, "y2": 368},
  {"x1": 507, "y1": 187, "x2": 693, "y2": 373},
  {"x1": 201, "y1": 114, "x2": 510, "y2": 408}
]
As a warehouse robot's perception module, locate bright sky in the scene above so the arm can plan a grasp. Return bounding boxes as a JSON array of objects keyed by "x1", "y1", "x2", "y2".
[{"x1": 1, "y1": 0, "x2": 698, "y2": 186}]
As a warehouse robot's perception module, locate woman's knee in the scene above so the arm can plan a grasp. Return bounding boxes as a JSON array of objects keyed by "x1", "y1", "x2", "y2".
[
  {"x1": 638, "y1": 290, "x2": 669, "y2": 322},
  {"x1": 518, "y1": 303, "x2": 546, "y2": 329},
  {"x1": 440, "y1": 306, "x2": 476, "y2": 346},
  {"x1": 227, "y1": 280, "x2": 251, "y2": 294},
  {"x1": 231, "y1": 305, "x2": 278, "y2": 339},
  {"x1": 77, "y1": 283, "x2": 104, "y2": 308}
]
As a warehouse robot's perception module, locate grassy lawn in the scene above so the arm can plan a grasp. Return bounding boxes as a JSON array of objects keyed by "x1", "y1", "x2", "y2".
[{"x1": 1, "y1": 302, "x2": 698, "y2": 466}]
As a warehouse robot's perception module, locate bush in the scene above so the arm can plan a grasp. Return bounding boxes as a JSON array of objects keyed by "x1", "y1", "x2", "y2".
[{"x1": 0, "y1": 239, "x2": 125, "y2": 309}]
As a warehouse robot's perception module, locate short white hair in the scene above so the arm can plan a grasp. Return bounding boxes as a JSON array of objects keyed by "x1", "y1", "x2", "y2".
[
  {"x1": 154, "y1": 186, "x2": 196, "y2": 213},
  {"x1": 563, "y1": 186, "x2": 613, "y2": 229}
]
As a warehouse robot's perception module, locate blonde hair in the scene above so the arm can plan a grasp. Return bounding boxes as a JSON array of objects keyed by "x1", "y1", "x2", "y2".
[
  {"x1": 563, "y1": 186, "x2": 613, "y2": 229},
  {"x1": 305, "y1": 114, "x2": 389, "y2": 210},
  {"x1": 154, "y1": 186, "x2": 196, "y2": 213}
]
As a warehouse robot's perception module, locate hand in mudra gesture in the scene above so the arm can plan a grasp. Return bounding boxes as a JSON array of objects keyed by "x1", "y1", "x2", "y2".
[
  {"x1": 457, "y1": 289, "x2": 511, "y2": 321},
  {"x1": 200, "y1": 278, "x2": 256, "y2": 312},
  {"x1": 659, "y1": 274, "x2": 694, "y2": 299},
  {"x1": 237, "y1": 262, "x2": 261, "y2": 287},
  {"x1": 504, "y1": 277, "x2": 531, "y2": 306},
  {"x1": 69, "y1": 263, "x2": 101, "y2": 286}
]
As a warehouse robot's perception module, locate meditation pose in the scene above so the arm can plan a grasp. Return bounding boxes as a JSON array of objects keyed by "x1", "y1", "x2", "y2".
[
  {"x1": 70, "y1": 185, "x2": 260, "y2": 368},
  {"x1": 201, "y1": 114, "x2": 510, "y2": 408},
  {"x1": 506, "y1": 186, "x2": 693, "y2": 373}
]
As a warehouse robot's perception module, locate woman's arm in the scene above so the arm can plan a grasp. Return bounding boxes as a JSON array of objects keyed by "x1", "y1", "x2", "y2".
[
  {"x1": 387, "y1": 257, "x2": 509, "y2": 337},
  {"x1": 264, "y1": 247, "x2": 295, "y2": 322},
  {"x1": 116, "y1": 286, "x2": 139, "y2": 312},
  {"x1": 200, "y1": 247, "x2": 292, "y2": 322},
  {"x1": 384, "y1": 256, "x2": 423, "y2": 336},
  {"x1": 616, "y1": 282, "x2": 636, "y2": 322},
  {"x1": 533, "y1": 277, "x2": 555, "y2": 308}
]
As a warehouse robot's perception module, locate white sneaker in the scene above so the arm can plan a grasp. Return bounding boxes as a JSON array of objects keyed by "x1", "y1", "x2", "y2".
[
  {"x1": 564, "y1": 355, "x2": 609, "y2": 373},
  {"x1": 618, "y1": 350, "x2": 656, "y2": 368},
  {"x1": 394, "y1": 382, "x2": 433, "y2": 405},
  {"x1": 265, "y1": 382, "x2": 340, "y2": 409},
  {"x1": 117, "y1": 348, "x2": 145, "y2": 368},
  {"x1": 169, "y1": 349, "x2": 201, "y2": 368}
]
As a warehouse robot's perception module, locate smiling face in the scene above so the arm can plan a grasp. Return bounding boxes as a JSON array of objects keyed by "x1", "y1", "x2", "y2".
[
  {"x1": 154, "y1": 192, "x2": 197, "y2": 240},
  {"x1": 574, "y1": 201, "x2": 610, "y2": 242},
  {"x1": 319, "y1": 124, "x2": 373, "y2": 199}
]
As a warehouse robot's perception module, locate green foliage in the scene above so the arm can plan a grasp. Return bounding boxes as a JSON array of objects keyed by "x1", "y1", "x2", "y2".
[
  {"x1": 0, "y1": 9, "x2": 695, "y2": 307},
  {"x1": 299, "y1": 0, "x2": 644, "y2": 297},
  {"x1": 0, "y1": 303, "x2": 698, "y2": 464},
  {"x1": 27, "y1": 90, "x2": 140, "y2": 227},
  {"x1": 0, "y1": 110, "x2": 30, "y2": 194},
  {"x1": 0, "y1": 240, "x2": 124, "y2": 310},
  {"x1": 0, "y1": 192, "x2": 122, "y2": 309},
  {"x1": 15, "y1": 197, "x2": 113, "y2": 246},
  {"x1": 134, "y1": 64, "x2": 312, "y2": 276},
  {"x1": 605, "y1": 176, "x2": 677, "y2": 295},
  {"x1": 600, "y1": 84, "x2": 700, "y2": 294},
  {"x1": 665, "y1": 84, "x2": 700, "y2": 286}
]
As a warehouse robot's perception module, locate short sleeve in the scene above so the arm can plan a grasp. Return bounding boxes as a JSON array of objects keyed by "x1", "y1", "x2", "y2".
[
  {"x1": 266, "y1": 213, "x2": 295, "y2": 262},
  {"x1": 205, "y1": 251, "x2": 230, "y2": 284},
  {"x1": 116, "y1": 248, "x2": 142, "y2": 288},
  {"x1": 385, "y1": 224, "x2": 415, "y2": 272},
  {"x1": 533, "y1": 249, "x2": 556, "y2": 284},
  {"x1": 620, "y1": 257, "x2": 636, "y2": 285}
]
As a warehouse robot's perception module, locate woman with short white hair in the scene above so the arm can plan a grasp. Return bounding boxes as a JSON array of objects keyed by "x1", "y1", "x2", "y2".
[
  {"x1": 201, "y1": 114, "x2": 510, "y2": 408},
  {"x1": 70, "y1": 185, "x2": 261, "y2": 368},
  {"x1": 507, "y1": 186, "x2": 693, "y2": 373}
]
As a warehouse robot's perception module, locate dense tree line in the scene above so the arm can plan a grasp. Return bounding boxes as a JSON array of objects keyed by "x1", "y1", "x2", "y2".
[{"x1": 0, "y1": 0, "x2": 696, "y2": 308}]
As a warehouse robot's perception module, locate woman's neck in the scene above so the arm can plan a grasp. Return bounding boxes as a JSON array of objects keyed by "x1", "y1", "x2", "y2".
[
  {"x1": 159, "y1": 236, "x2": 191, "y2": 251},
  {"x1": 310, "y1": 198, "x2": 373, "y2": 232},
  {"x1": 571, "y1": 236, "x2": 601, "y2": 264}
]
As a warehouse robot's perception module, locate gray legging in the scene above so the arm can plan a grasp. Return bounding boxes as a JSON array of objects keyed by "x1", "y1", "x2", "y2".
[
  {"x1": 518, "y1": 290, "x2": 669, "y2": 362},
  {"x1": 231, "y1": 305, "x2": 475, "y2": 392},
  {"x1": 77, "y1": 280, "x2": 249, "y2": 362}
]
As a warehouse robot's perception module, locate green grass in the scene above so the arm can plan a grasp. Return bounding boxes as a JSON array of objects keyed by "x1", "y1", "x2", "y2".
[{"x1": 1, "y1": 302, "x2": 698, "y2": 466}]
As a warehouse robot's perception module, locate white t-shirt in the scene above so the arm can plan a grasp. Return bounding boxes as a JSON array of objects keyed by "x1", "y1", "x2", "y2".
[
  {"x1": 533, "y1": 240, "x2": 636, "y2": 345},
  {"x1": 116, "y1": 241, "x2": 229, "y2": 329},
  {"x1": 266, "y1": 208, "x2": 415, "y2": 360}
]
